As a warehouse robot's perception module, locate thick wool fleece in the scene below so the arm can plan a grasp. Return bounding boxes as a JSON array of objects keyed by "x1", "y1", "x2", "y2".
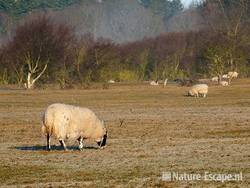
[
  {"x1": 42, "y1": 103, "x2": 106, "y2": 141},
  {"x1": 188, "y1": 84, "x2": 208, "y2": 97}
]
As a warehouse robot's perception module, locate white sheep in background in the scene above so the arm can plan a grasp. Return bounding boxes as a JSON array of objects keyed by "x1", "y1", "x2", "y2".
[
  {"x1": 150, "y1": 80, "x2": 159, "y2": 86},
  {"x1": 228, "y1": 71, "x2": 238, "y2": 78},
  {"x1": 211, "y1": 76, "x2": 219, "y2": 82},
  {"x1": 42, "y1": 103, "x2": 107, "y2": 151},
  {"x1": 188, "y1": 84, "x2": 208, "y2": 98},
  {"x1": 220, "y1": 81, "x2": 229, "y2": 86},
  {"x1": 222, "y1": 74, "x2": 229, "y2": 79},
  {"x1": 108, "y1": 80, "x2": 115, "y2": 83}
]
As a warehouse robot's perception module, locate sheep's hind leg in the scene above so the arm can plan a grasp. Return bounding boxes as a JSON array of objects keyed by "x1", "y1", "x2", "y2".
[
  {"x1": 47, "y1": 134, "x2": 51, "y2": 151},
  {"x1": 59, "y1": 139, "x2": 68, "y2": 151},
  {"x1": 77, "y1": 137, "x2": 84, "y2": 151}
]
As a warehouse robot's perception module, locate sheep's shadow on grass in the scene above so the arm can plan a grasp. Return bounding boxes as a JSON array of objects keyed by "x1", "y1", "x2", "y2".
[{"x1": 12, "y1": 145, "x2": 99, "y2": 151}]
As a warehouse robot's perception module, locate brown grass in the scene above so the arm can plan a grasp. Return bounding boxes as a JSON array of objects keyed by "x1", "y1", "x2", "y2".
[{"x1": 0, "y1": 79, "x2": 250, "y2": 187}]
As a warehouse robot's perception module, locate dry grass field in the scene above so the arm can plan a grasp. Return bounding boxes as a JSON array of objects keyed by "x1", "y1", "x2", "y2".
[{"x1": 0, "y1": 79, "x2": 250, "y2": 187}]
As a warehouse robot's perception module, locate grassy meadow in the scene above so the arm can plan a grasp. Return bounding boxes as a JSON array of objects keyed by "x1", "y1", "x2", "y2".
[{"x1": 0, "y1": 79, "x2": 250, "y2": 187}]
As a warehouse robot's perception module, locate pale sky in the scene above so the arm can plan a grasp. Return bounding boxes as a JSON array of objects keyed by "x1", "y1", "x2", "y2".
[{"x1": 181, "y1": 0, "x2": 194, "y2": 8}]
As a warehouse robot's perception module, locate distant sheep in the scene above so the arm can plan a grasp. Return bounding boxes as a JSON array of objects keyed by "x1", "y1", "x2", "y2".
[
  {"x1": 228, "y1": 71, "x2": 238, "y2": 78},
  {"x1": 211, "y1": 76, "x2": 219, "y2": 82},
  {"x1": 188, "y1": 84, "x2": 208, "y2": 98},
  {"x1": 42, "y1": 103, "x2": 107, "y2": 151},
  {"x1": 220, "y1": 81, "x2": 229, "y2": 86},
  {"x1": 222, "y1": 74, "x2": 229, "y2": 79},
  {"x1": 150, "y1": 81, "x2": 159, "y2": 86},
  {"x1": 108, "y1": 80, "x2": 115, "y2": 83}
]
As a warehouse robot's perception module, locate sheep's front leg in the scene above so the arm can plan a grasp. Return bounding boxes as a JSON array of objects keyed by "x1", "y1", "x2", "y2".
[
  {"x1": 59, "y1": 139, "x2": 68, "y2": 151},
  {"x1": 77, "y1": 137, "x2": 84, "y2": 151},
  {"x1": 194, "y1": 91, "x2": 198, "y2": 97},
  {"x1": 47, "y1": 134, "x2": 51, "y2": 151}
]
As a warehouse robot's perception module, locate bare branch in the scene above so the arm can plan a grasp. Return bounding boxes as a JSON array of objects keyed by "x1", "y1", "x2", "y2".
[
  {"x1": 25, "y1": 53, "x2": 32, "y2": 71},
  {"x1": 33, "y1": 55, "x2": 40, "y2": 72},
  {"x1": 233, "y1": 0, "x2": 247, "y2": 36},
  {"x1": 32, "y1": 64, "x2": 48, "y2": 84},
  {"x1": 218, "y1": 0, "x2": 231, "y2": 33}
]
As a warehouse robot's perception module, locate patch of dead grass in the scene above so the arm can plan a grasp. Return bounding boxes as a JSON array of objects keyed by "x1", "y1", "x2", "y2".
[{"x1": 0, "y1": 79, "x2": 250, "y2": 187}]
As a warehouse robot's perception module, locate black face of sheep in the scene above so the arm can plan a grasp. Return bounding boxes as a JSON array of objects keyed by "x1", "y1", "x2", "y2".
[{"x1": 97, "y1": 132, "x2": 107, "y2": 148}]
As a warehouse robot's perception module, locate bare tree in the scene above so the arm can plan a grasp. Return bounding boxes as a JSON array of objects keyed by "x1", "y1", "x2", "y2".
[
  {"x1": 24, "y1": 53, "x2": 48, "y2": 89},
  {"x1": 201, "y1": 0, "x2": 249, "y2": 71},
  {"x1": 205, "y1": 45, "x2": 229, "y2": 83},
  {"x1": 1, "y1": 15, "x2": 75, "y2": 87}
]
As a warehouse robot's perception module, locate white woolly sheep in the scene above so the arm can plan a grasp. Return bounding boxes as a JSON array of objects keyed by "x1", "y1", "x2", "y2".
[
  {"x1": 222, "y1": 74, "x2": 229, "y2": 79},
  {"x1": 211, "y1": 76, "x2": 219, "y2": 82},
  {"x1": 228, "y1": 71, "x2": 238, "y2": 78},
  {"x1": 42, "y1": 103, "x2": 107, "y2": 151},
  {"x1": 108, "y1": 80, "x2": 115, "y2": 83},
  {"x1": 220, "y1": 81, "x2": 229, "y2": 86},
  {"x1": 150, "y1": 81, "x2": 159, "y2": 86},
  {"x1": 188, "y1": 84, "x2": 208, "y2": 98}
]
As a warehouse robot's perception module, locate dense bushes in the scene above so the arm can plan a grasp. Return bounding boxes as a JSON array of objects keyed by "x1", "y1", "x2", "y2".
[{"x1": 0, "y1": 0, "x2": 250, "y2": 88}]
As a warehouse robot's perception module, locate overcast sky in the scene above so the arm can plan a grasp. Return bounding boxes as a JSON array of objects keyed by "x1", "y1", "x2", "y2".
[{"x1": 181, "y1": 0, "x2": 194, "y2": 8}]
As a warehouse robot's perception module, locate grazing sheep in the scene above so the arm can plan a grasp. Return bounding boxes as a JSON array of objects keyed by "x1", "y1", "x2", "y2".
[
  {"x1": 42, "y1": 103, "x2": 107, "y2": 151},
  {"x1": 220, "y1": 81, "x2": 229, "y2": 86},
  {"x1": 211, "y1": 76, "x2": 219, "y2": 82},
  {"x1": 188, "y1": 84, "x2": 208, "y2": 98},
  {"x1": 150, "y1": 81, "x2": 159, "y2": 86},
  {"x1": 222, "y1": 74, "x2": 229, "y2": 79},
  {"x1": 108, "y1": 80, "x2": 115, "y2": 83},
  {"x1": 228, "y1": 71, "x2": 238, "y2": 78}
]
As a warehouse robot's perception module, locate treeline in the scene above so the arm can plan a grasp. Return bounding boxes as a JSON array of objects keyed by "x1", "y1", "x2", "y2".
[
  {"x1": 0, "y1": 0, "x2": 186, "y2": 44},
  {"x1": 0, "y1": 0, "x2": 79, "y2": 16},
  {"x1": 0, "y1": 0, "x2": 250, "y2": 89}
]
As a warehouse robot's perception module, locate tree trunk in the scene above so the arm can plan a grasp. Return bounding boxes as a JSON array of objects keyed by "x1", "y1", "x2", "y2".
[
  {"x1": 25, "y1": 64, "x2": 47, "y2": 89},
  {"x1": 218, "y1": 74, "x2": 222, "y2": 84},
  {"x1": 26, "y1": 72, "x2": 33, "y2": 89}
]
